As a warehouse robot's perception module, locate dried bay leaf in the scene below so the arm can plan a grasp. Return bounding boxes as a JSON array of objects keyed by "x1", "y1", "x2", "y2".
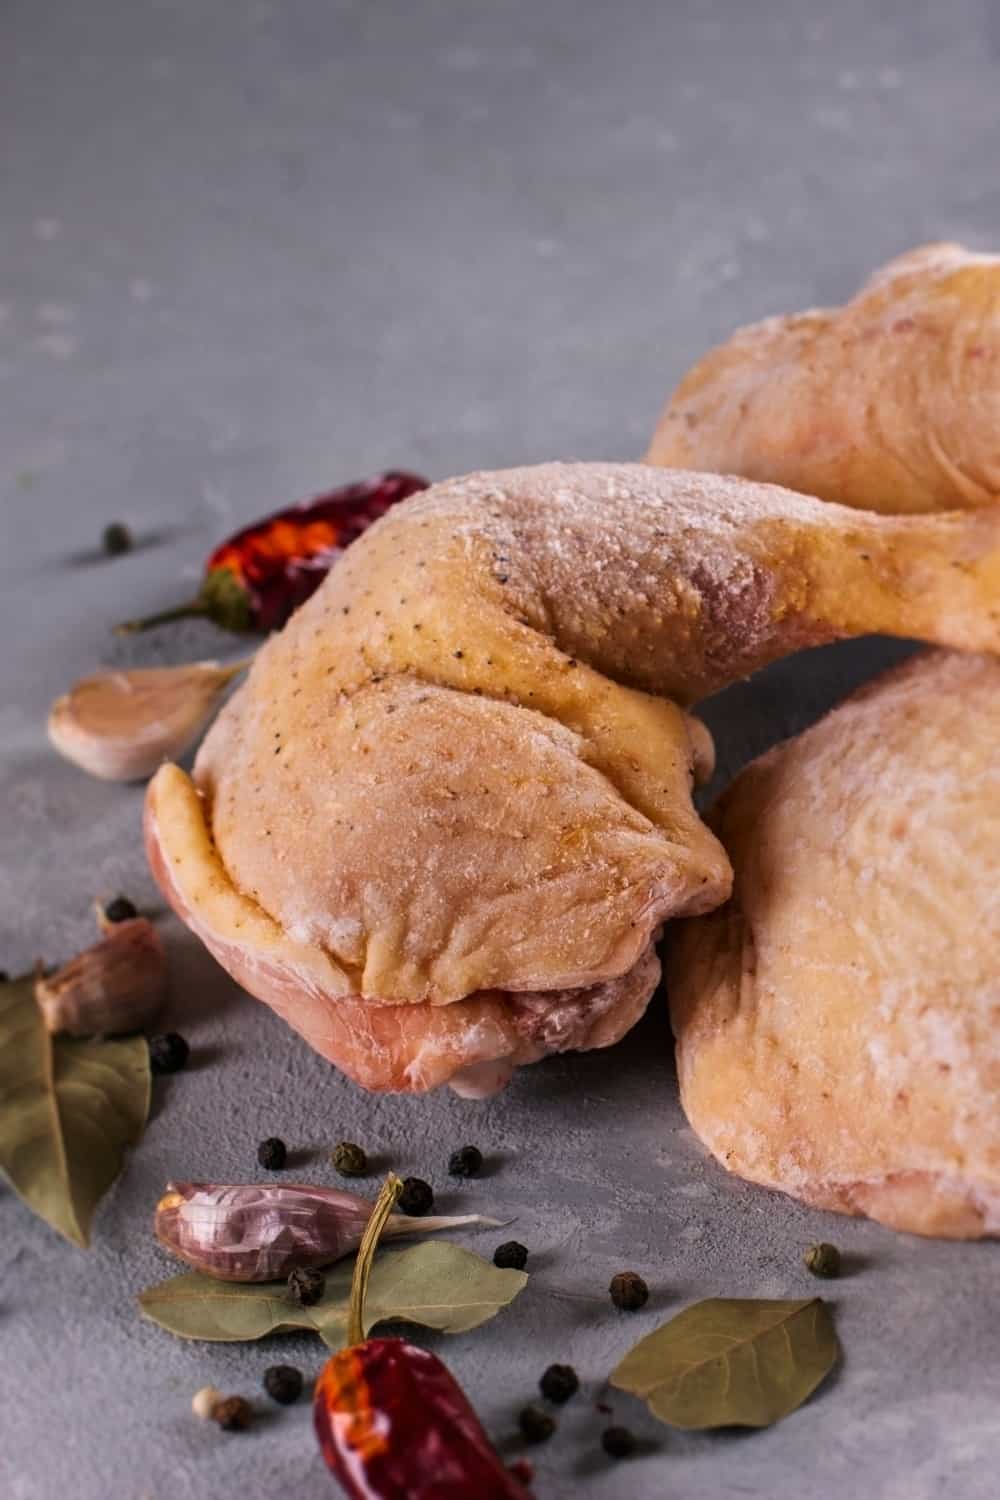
[
  {"x1": 610, "y1": 1297, "x2": 839, "y2": 1430},
  {"x1": 139, "y1": 1240, "x2": 528, "y2": 1348},
  {"x1": 0, "y1": 974, "x2": 151, "y2": 1247}
]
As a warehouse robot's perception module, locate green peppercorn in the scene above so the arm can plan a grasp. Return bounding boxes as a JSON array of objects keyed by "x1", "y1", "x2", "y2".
[
  {"x1": 212, "y1": 1395, "x2": 252, "y2": 1431},
  {"x1": 103, "y1": 522, "x2": 133, "y2": 557},
  {"x1": 262, "y1": 1364, "x2": 303, "y2": 1405},
  {"x1": 539, "y1": 1363, "x2": 578, "y2": 1404},
  {"x1": 804, "y1": 1242, "x2": 841, "y2": 1278},
  {"x1": 397, "y1": 1177, "x2": 434, "y2": 1216},
  {"x1": 602, "y1": 1426, "x2": 635, "y2": 1459},
  {"x1": 609, "y1": 1271, "x2": 648, "y2": 1311},
  {"x1": 331, "y1": 1140, "x2": 368, "y2": 1177},
  {"x1": 518, "y1": 1406, "x2": 555, "y2": 1444},
  {"x1": 448, "y1": 1144, "x2": 483, "y2": 1178},
  {"x1": 257, "y1": 1137, "x2": 287, "y2": 1171},
  {"x1": 103, "y1": 895, "x2": 138, "y2": 923},
  {"x1": 287, "y1": 1267, "x2": 325, "y2": 1306},
  {"x1": 493, "y1": 1240, "x2": 528, "y2": 1271},
  {"x1": 148, "y1": 1033, "x2": 189, "y2": 1075}
]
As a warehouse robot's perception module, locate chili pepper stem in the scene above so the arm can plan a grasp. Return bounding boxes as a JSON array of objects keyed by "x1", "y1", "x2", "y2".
[
  {"x1": 114, "y1": 600, "x2": 210, "y2": 634},
  {"x1": 347, "y1": 1173, "x2": 403, "y2": 1346}
]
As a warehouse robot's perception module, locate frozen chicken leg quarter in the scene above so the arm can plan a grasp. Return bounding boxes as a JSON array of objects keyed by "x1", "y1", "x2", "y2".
[
  {"x1": 670, "y1": 650, "x2": 1000, "y2": 1239},
  {"x1": 647, "y1": 241, "x2": 1000, "y2": 515},
  {"x1": 146, "y1": 461, "x2": 1000, "y2": 1095}
]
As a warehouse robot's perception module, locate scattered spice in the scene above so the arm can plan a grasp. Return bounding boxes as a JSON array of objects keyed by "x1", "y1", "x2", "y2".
[
  {"x1": 102, "y1": 895, "x2": 138, "y2": 924},
  {"x1": 397, "y1": 1176, "x2": 434, "y2": 1216},
  {"x1": 508, "y1": 1459, "x2": 534, "y2": 1485},
  {"x1": 448, "y1": 1144, "x2": 483, "y2": 1178},
  {"x1": 149, "y1": 1033, "x2": 189, "y2": 1075},
  {"x1": 142, "y1": 1238, "x2": 527, "y2": 1346},
  {"x1": 493, "y1": 1241, "x2": 528, "y2": 1271},
  {"x1": 103, "y1": 522, "x2": 133, "y2": 556},
  {"x1": 212, "y1": 1395, "x2": 253, "y2": 1431},
  {"x1": 539, "y1": 1363, "x2": 579, "y2": 1404},
  {"x1": 610, "y1": 1297, "x2": 840, "y2": 1430},
  {"x1": 610, "y1": 1271, "x2": 649, "y2": 1311},
  {"x1": 154, "y1": 1180, "x2": 502, "y2": 1281},
  {"x1": 263, "y1": 1364, "x2": 304, "y2": 1405},
  {"x1": 331, "y1": 1140, "x2": 368, "y2": 1177},
  {"x1": 34, "y1": 918, "x2": 167, "y2": 1037},
  {"x1": 602, "y1": 1426, "x2": 635, "y2": 1459},
  {"x1": 257, "y1": 1137, "x2": 288, "y2": 1171},
  {"x1": 314, "y1": 1176, "x2": 532, "y2": 1497},
  {"x1": 518, "y1": 1406, "x2": 555, "y2": 1444},
  {"x1": 115, "y1": 471, "x2": 429, "y2": 635},
  {"x1": 0, "y1": 973, "x2": 151, "y2": 1248},
  {"x1": 804, "y1": 1243, "x2": 841, "y2": 1279},
  {"x1": 288, "y1": 1267, "x2": 326, "y2": 1306},
  {"x1": 191, "y1": 1385, "x2": 224, "y2": 1421}
]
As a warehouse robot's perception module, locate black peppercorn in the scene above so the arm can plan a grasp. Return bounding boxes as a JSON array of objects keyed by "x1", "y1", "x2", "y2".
[
  {"x1": 213, "y1": 1395, "x2": 253, "y2": 1431},
  {"x1": 262, "y1": 1364, "x2": 303, "y2": 1405},
  {"x1": 493, "y1": 1240, "x2": 528, "y2": 1271},
  {"x1": 148, "y1": 1032, "x2": 189, "y2": 1075},
  {"x1": 331, "y1": 1140, "x2": 368, "y2": 1177},
  {"x1": 287, "y1": 1267, "x2": 325, "y2": 1306},
  {"x1": 518, "y1": 1406, "x2": 555, "y2": 1444},
  {"x1": 0, "y1": 970, "x2": 8, "y2": 984},
  {"x1": 609, "y1": 1271, "x2": 648, "y2": 1311},
  {"x1": 804, "y1": 1242, "x2": 841, "y2": 1278},
  {"x1": 602, "y1": 1426, "x2": 635, "y2": 1459},
  {"x1": 448, "y1": 1144, "x2": 483, "y2": 1178},
  {"x1": 539, "y1": 1363, "x2": 579, "y2": 1404},
  {"x1": 397, "y1": 1176, "x2": 434, "y2": 1216},
  {"x1": 103, "y1": 522, "x2": 133, "y2": 557},
  {"x1": 103, "y1": 895, "x2": 138, "y2": 923},
  {"x1": 257, "y1": 1137, "x2": 288, "y2": 1171}
]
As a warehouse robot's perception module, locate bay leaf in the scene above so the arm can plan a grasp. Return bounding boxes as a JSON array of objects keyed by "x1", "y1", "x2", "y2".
[
  {"x1": 0, "y1": 973, "x2": 151, "y2": 1247},
  {"x1": 138, "y1": 1240, "x2": 528, "y2": 1348},
  {"x1": 610, "y1": 1297, "x2": 839, "y2": 1430}
]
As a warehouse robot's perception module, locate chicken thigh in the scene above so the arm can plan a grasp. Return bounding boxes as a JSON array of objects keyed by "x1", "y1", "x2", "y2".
[{"x1": 147, "y1": 462, "x2": 1000, "y2": 1093}]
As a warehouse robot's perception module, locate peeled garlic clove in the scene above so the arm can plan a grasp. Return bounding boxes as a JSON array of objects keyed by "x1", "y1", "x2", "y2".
[
  {"x1": 35, "y1": 917, "x2": 167, "y2": 1036},
  {"x1": 47, "y1": 658, "x2": 251, "y2": 783},
  {"x1": 155, "y1": 1181, "x2": 503, "y2": 1282}
]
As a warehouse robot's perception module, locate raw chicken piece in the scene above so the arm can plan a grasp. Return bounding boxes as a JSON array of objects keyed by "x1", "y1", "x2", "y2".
[
  {"x1": 147, "y1": 462, "x2": 1000, "y2": 1093},
  {"x1": 648, "y1": 242, "x2": 1000, "y2": 513},
  {"x1": 670, "y1": 650, "x2": 1000, "y2": 1238}
]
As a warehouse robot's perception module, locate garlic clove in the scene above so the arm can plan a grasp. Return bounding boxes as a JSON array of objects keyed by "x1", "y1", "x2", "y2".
[
  {"x1": 155, "y1": 1181, "x2": 504, "y2": 1282},
  {"x1": 35, "y1": 917, "x2": 168, "y2": 1036},
  {"x1": 47, "y1": 658, "x2": 252, "y2": 783}
]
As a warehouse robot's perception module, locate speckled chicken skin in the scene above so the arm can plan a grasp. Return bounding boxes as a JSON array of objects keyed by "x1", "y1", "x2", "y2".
[
  {"x1": 146, "y1": 462, "x2": 1000, "y2": 1093},
  {"x1": 648, "y1": 243, "x2": 1000, "y2": 513}
]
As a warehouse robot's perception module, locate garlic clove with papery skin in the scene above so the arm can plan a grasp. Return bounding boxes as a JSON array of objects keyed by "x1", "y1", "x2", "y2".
[
  {"x1": 35, "y1": 917, "x2": 168, "y2": 1036},
  {"x1": 47, "y1": 658, "x2": 252, "y2": 783},
  {"x1": 155, "y1": 1181, "x2": 505, "y2": 1282}
]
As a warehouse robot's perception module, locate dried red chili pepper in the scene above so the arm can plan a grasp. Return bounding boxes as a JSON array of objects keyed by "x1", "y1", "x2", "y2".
[
  {"x1": 314, "y1": 1175, "x2": 533, "y2": 1500},
  {"x1": 116, "y1": 471, "x2": 428, "y2": 635}
]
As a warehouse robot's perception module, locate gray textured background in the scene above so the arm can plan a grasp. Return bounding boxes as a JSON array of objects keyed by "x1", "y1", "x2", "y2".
[{"x1": 2, "y1": 2, "x2": 999, "y2": 1497}]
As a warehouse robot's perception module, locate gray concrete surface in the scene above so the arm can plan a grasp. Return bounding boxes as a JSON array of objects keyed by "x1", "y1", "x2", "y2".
[{"x1": 2, "y1": 2, "x2": 999, "y2": 1496}]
